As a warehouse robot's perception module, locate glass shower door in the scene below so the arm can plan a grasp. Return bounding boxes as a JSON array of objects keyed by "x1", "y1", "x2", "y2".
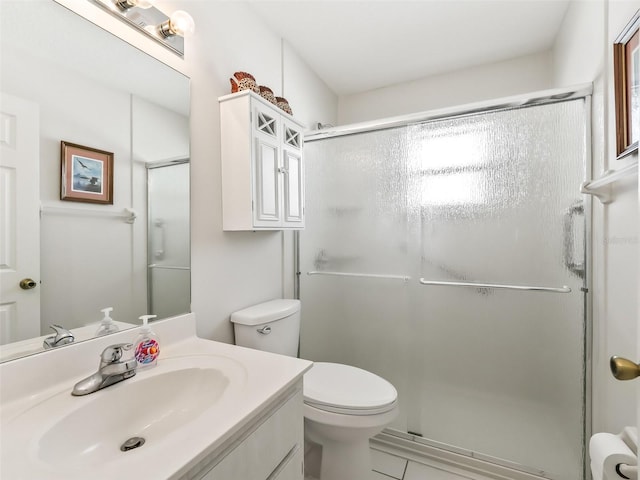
[
  {"x1": 299, "y1": 95, "x2": 589, "y2": 480},
  {"x1": 300, "y1": 128, "x2": 414, "y2": 433},
  {"x1": 147, "y1": 161, "x2": 190, "y2": 318},
  {"x1": 408, "y1": 99, "x2": 588, "y2": 479}
]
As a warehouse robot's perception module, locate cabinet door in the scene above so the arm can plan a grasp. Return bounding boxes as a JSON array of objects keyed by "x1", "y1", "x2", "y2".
[
  {"x1": 271, "y1": 447, "x2": 303, "y2": 480},
  {"x1": 281, "y1": 119, "x2": 304, "y2": 227},
  {"x1": 198, "y1": 389, "x2": 303, "y2": 480},
  {"x1": 252, "y1": 103, "x2": 282, "y2": 227}
]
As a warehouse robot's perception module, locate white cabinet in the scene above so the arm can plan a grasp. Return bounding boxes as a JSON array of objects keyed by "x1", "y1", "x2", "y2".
[
  {"x1": 196, "y1": 386, "x2": 304, "y2": 480},
  {"x1": 220, "y1": 91, "x2": 305, "y2": 231}
]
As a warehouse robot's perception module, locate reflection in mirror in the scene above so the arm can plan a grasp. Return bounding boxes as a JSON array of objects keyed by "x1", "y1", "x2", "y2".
[{"x1": 0, "y1": 0, "x2": 190, "y2": 362}]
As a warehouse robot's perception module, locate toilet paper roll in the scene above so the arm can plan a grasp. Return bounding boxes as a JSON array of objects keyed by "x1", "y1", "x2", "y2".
[{"x1": 590, "y1": 432, "x2": 637, "y2": 480}]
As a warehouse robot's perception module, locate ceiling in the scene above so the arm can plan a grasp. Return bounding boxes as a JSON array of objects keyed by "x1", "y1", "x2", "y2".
[{"x1": 248, "y1": 0, "x2": 571, "y2": 96}]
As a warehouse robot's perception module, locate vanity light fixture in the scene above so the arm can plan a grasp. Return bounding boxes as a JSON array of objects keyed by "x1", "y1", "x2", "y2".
[
  {"x1": 114, "y1": 0, "x2": 155, "y2": 11},
  {"x1": 90, "y1": 0, "x2": 194, "y2": 57},
  {"x1": 158, "y1": 10, "x2": 195, "y2": 38}
]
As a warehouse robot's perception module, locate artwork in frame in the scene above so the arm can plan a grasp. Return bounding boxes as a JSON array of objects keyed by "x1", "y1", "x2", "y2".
[
  {"x1": 60, "y1": 141, "x2": 114, "y2": 204},
  {"x1": 613, "y1": 9, "x2": 639, "y2": 159}
]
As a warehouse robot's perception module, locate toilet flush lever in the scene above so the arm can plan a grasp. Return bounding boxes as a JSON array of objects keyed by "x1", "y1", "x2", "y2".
[{"x1": 257, "y1": 326, "x2": 272, "y2": 335}]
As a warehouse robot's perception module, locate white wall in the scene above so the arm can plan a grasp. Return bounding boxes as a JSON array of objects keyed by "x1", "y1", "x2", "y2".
[
  {"x1": 337, "y1": 51, "x2": 554, "y2": 125},
  {"x1": 553, "y1": 0, "x2": 639, "y2": 435},
  {"x1": 159, "y1": 1, "x2": 338, "y2": 343},
  {"x1": 56, "y1": 0, "x2": 338, "y2": 343}
]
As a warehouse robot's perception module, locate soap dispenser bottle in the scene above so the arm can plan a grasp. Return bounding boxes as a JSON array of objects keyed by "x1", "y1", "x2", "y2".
[
  {"x1": 95, "y1": 307, "x2": 119, "y2": 336},
  {"x1": 134, "y1": 315, "x2": 160, "y2": 369}
]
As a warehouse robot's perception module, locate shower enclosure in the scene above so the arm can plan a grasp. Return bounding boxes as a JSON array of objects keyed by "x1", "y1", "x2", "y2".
[
  {"x1": 147, "y1": 160, "x2": 190, "y2": 319},
  {"x1": 298, "y1": 88, "x2": 591, "y2": 479}
]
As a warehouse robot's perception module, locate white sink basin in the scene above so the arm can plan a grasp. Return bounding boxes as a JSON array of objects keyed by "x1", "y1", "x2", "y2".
[
  {"x1": 2, "y1": 354, "x2": 247, "y2": 476},
  {"x1": 0, "y1": 316, "x2": 312, "y2": 480}
]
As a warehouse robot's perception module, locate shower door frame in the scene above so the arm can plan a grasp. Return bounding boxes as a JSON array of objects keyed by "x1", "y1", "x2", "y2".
[
  {"x1": 296, "y1": 83, "x2": 594, "y2": 479},
  {"x1": 146, "y1": 158, "x2": 191, "y2": 317}
]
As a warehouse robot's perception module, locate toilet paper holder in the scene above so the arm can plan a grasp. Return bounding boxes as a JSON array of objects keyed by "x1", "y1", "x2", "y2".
[
  {"x1": 591, "y1": 427, "x2": 638, "y2": 480},
  {"x1": 617, "y1": 463, "x2": 638, "y2": 480}
]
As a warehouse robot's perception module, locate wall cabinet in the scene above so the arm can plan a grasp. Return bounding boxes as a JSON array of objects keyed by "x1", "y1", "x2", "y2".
[
  {"x1": 195, "y1": 385, "x2": 304, "y2": 480},
  {"x1": 219, "y1": 91, "x2": 305, "y2": 231}
]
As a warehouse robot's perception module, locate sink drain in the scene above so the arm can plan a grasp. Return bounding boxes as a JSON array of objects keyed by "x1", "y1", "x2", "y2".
[{"x1": 120, "y1": 436, "x2": 146, "y2": 452}]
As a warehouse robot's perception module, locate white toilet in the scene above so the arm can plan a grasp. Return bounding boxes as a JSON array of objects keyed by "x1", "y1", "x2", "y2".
[{"x1": 231, "y1": 299, "x2": 398, "y2": 480}]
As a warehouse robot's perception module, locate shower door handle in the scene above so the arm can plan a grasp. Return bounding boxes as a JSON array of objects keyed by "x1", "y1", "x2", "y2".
[
  {"x1": 563, "y1": 202, "x2": 585, "y2": 279},
  {"x1": 153, "y1": 219, "x2": 165, "y2": 260}
]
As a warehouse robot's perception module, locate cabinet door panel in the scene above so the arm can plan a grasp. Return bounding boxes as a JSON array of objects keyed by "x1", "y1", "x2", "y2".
[
  {"x1": 255, "y1": 108, "x2": 278, "y2": 138},
  {"x1": 282, "y1": 150, "x2": 304, "y2": 226},
  {"x1": 254, "y1": 138, "x2": 281, "y2": 226},
  {"x1": 199, "y1": 390, "x2": 303, "y2": 480}
]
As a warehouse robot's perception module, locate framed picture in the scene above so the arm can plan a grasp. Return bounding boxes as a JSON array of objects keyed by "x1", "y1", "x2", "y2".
[
  {"x1": 61, "y1": 141, "x2": 114, "y2": 204},
  {"x1": 613, "y1": 10, "x2": 639, "y2": 159}
]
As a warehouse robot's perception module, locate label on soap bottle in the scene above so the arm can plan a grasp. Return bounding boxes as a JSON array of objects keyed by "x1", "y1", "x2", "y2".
[{"x1": 135, "y1": 338, "x2": 160, "y2": 365}]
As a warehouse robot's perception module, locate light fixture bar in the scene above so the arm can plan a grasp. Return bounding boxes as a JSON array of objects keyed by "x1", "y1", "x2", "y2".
[{"x1": 90, "y1": 0, "x2": 187, "y2": 57}]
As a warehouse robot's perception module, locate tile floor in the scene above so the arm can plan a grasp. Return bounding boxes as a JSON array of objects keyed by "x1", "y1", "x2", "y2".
[
  {"x1": 371, "y1": 449, "x2": 479, "y2": 480},
  {"x1": 305, "y1": 446, "x2": 487, "y2": 480}
]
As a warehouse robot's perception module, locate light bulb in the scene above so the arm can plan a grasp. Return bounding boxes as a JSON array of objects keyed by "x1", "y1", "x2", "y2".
[
  {"x1": 159, "y1": 10, "x2": 195, "y2": 37},
  {"x1": 133, "y1": 0, "x2": 155, "y2": 8}
]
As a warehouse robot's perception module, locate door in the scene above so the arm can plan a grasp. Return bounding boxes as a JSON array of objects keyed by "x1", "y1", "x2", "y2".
[{"x1": 0, "y1": 92, "x2": 40, "y2": 344}]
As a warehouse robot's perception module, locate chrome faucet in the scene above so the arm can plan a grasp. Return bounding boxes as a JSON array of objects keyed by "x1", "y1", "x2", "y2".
[
  {"x1": 43, "y1": 324, "x2": 74, "y2": 349},
  {"x1": 71, "y1": 343, "x2": 137, "y2": 396}
]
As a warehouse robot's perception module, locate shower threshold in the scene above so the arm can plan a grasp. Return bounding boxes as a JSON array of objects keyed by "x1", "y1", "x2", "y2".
[{"x1": 371, "y1": 429, "x2": 571, "y2": 480}]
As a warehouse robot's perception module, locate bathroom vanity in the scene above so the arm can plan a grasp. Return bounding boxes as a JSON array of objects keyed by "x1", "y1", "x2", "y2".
[{"x1": 0, "y1": 314, "x2": 312, "y2": 479}]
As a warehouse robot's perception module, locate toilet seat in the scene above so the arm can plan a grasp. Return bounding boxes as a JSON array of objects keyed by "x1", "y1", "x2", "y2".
[{"x1": 303, "y1": 362, "x2": 397, "y2": 416}]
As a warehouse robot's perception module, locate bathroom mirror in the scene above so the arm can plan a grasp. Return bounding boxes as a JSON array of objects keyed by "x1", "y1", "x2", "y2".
[{"x1": 0, "y1": 0, "x2": 190, "y2": 362}]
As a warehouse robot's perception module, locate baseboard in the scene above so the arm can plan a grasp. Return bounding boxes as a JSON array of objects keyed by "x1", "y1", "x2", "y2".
[{"x1": 371, "y1": 431, "x2": 552, "y2": 480}]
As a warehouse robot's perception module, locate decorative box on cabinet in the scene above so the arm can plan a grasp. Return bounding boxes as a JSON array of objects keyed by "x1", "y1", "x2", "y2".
[{"x1": 219, "y1": 90, "x2": 305, "y2": 231}]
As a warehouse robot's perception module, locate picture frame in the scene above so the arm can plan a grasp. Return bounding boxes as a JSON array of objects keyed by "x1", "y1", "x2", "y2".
[
  {"x1": 60, "y1": 141, "x2": 114, "y2": 204},
  {"x1": 613, "y1": 10, "x2": 639, "y2": 159}
]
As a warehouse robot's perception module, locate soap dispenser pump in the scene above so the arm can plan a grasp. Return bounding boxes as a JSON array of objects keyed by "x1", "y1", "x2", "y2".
[
  {"x1": 95, "y1": 307, "x2": 119, "y2": 336},
  {"x1": 134, "y1": 315, "x2": 159, "y2": 369}
]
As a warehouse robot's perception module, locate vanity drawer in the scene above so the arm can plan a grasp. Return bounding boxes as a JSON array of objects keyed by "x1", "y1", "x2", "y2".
[
  {"x1": 270, "y1": 446, "x2": 303, "y2": 480},
  {"x1": 199, "y1": 387, "x2": 303, "y2": 480}
]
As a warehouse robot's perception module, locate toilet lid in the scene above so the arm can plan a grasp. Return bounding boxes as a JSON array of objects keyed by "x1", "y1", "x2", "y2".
[{"x1": 303, "y1": 362, "x2": 397, "y2": 414}]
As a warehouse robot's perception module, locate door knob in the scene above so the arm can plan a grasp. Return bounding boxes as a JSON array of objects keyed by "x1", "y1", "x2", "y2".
[
  {"x1": 19, "y1": 278, "x2": 37, "y2": 290},
  {"x1": 610, "y1": 356, "x2": 640, "y2": 380}
]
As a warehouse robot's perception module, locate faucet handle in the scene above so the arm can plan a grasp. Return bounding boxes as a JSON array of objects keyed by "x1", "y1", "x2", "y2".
[
  {"x1": 43, "y1": 324, "x2": 74, "y2": 349},
  {"x1": 100, "y1": 343, "x2": 134, "y2": 365}
]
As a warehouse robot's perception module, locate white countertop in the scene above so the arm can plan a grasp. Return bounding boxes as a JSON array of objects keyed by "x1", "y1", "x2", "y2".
[
  {"x1": 0, "y1": 313, "x2": 312, "y2": 479},
  {"x1": 0, "y1": 320, "x2": 135, "y2": 363}
]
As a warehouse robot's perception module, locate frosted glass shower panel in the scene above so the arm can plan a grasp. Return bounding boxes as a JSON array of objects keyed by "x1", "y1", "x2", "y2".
[
  {"x1": 300, "y1": 128, "x2": 413, "y2": 433},
  {"x1": 147, "y1": 162, "x2": 190, "y2": 318},
  {"x1": 412, "y1": 99, "x2": 587, "y2": 479},
  {"x1": 416, "y1": 101, "x2": 587, "y2": 287}
]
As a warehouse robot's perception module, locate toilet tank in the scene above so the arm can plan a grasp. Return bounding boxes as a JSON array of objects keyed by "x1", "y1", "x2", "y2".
[{"x1": 230, "y1": 299, "x2": 300, "y2": 357}]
